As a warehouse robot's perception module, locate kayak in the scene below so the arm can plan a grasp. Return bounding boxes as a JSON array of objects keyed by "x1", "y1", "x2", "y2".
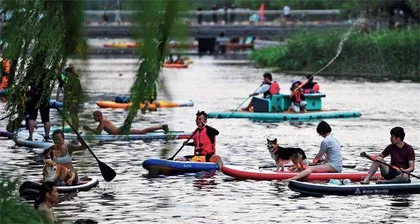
[
  {"x1": 96, "y1": 100, "x2": 194, "y2": 109},
  {"x1": 19, "y1": 176, "x2": 99, "y2": 199},
  {"x1": 142, "y1": 158, "x2": 219, "y2": 175},
  {"x1": 208, "y1": 110, "x2": 361, "y2": 121},
  {"x1": 163, "y1": 63, "x2": 188, "y2": 69},
  {"x1": 64, "y1": 131, "x2": 191, "y2": 142},
  {"x1": 288, "y1": 180, "x2": 420, "y2": 196},
  {"x1": 221, "y1": 165, "x2": 383, "y2": 181},
  {"x1": 103, "y1": 42, "x2": 139, "y2": 48}
]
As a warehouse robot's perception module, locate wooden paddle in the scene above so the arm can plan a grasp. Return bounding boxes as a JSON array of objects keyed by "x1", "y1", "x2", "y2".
[
  {"x1": 259, "y1": 163, "x2": 357, "y2": 169},
  {"x1": 360, "y1": 152, "x2": 419, "y2": 179},
  {"x1": 55, "y1": 106, "x2": 116, "y2": 182},
  {"x1": 167, "y1": 128, "x2": 199, "y2": 160}
]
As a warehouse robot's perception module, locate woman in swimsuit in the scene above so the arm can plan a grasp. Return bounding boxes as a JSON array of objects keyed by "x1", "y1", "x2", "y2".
[{"x1": 44, "y1": 129, "x2": 86, "y2": 185}]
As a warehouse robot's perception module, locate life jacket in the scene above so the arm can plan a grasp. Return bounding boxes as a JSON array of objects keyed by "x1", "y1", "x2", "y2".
[
  {"x1": 303, "y1": 82, "x2": 320, "y2": 94},
  {"x1": 263, "y1": 81, "x2": 280, "y2": 98},
  {"x1": 2, "y1": 60, "x2": 10, "y2": 75},
  {"x1": 193, "y1": 126, "x2": 216, "y2": 156},
  {"x1": 0, "y1": 75, "x2": 8, "y2": 90},
  {"x1": 291, "y1": 89, "x2": 304, "y2": 103}
]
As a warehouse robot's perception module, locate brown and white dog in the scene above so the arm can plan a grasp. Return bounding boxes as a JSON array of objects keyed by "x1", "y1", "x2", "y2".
[
  {"x1": 43, "y1": 159, "x2": 76, "y2": 185},
  {"x1": 267, "y1": 138, "x2": 309, "y2": 172}
]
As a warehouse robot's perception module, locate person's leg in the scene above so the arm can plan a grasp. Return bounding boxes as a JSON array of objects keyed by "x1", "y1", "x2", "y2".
[
  {"x1": 129, "y1": 125, "x2": 167, "y2": 134},
  {"x1": 287, "y1": 164, "x2": 336, "y2": 181},
  {"x1": 40, "y1": 105, "x2": 51, "y2": 140},
  {"x1": 70, "y1": 103, "x2": 79, "y2": 133},
  {"x1": 300, "y1": 101, "x2": 307, "y2": 113},
  {"x1": 209, "y1": 154, "x2": 223, "y2": 169},
  {"x1": 361, "y1": 158, "x2": 389, "y2": 184},
  {"x1": 27, "y1": 119, "x2": 36, "y2": 140}
]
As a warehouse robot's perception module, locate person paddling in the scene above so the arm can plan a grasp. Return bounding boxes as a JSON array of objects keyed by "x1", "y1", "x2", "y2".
[
  {"x1": 83, "y1": 110, "x2": 169, "y2": 135},
  {"x1": 176, "y1": 111, "x2": 223, "y2": 168},
  {"x1": 361, "y1": 127, "x2": 415, "y2": 184},
  {"x1": 35, "y1": 182, "x2": 59, "y2": 224},
  {"x1": 287, "y1": 121, "x2": 342, "y2": 181},
  {"x1": 241, "y1": 72, "x2": 280, "y2": 111}
]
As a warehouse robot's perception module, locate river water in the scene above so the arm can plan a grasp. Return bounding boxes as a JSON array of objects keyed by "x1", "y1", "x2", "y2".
[{"x1": 1, "y1": 57, "x2": 419, "y2": 223}]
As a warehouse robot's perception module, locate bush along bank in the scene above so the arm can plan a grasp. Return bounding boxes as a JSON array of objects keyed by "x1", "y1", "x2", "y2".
[{"x1": 250, "y1": 28, "x2": 420, "y2": 82}]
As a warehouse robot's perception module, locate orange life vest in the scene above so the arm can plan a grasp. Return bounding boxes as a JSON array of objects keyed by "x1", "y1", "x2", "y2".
[
  {"x1": 269, "y1": 81, "x2": 280, "y2": 95},
  {"x1": 2, "y1": 60, "x2": 10, "y2": 75},
  {"x1": 0, "y1": 75, "x2": 8, "y2": 90},
  {"x1": 263, "y1": 81, "x2": 280, "y2": 98},
  {"x1": 193, "y1": 126, "x2": 216, "y2": 156}
]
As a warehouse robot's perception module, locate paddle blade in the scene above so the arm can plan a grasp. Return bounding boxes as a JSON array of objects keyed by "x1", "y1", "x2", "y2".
[{"x1": 98, "y1": 160, "x2": 116, "y2": 182}]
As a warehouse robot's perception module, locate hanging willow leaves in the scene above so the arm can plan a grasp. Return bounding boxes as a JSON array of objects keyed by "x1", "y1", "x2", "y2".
[
  {"x1": 121, "y1": 0, "x2": 186, "y2": 133},
  {"x1": 0, "y1": 0, "x2": 86, "y2": 132}
]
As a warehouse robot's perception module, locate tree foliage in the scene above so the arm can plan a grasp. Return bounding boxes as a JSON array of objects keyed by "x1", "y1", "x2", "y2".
[
  {"x1": 122, "y1": 0, "x2": 185, "y2": 132},
  {"x1": 1, "y1": 0, "x2": 86, "y2": 132},
  {"x1": 0, "y1": 175, "x2": 47, "y2": 223}
]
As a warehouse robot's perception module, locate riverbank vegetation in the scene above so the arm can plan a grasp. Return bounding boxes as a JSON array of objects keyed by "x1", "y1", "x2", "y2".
[{"x1": 250, "y1": 28, "x2": 420, "y2": 81}]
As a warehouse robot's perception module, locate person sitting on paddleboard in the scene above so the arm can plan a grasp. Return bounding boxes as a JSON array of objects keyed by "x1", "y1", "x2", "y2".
[
  {"x1": 83, "y1": 110, "x2": 169, "y2": 135},
  {"x1": 43, "y1": 130, "x2": 87, "y2": 185},
  {"x1": 241, "y1": 72, "x2": 280, "y2": 112},
  {"x1": 361, "y1": 127, "x2": 415, "y2": 184},
  {"x1": 35, "y1": 181, "x2": 59, "y2": 224},
  {"x1": 288, "y1": 81, "x2": 307, "y2": 113},
  {"x1": 174, "y1": 54, "x2": 185, "y2": 65},
  {"x1": 301, "y1": 75, "x2": 320, "y2": 94},
  {"x1": 176, "y1": 111, "x2": 223, "y2": 168},
  {"x1": 287, "y1": 121, "x2": 343, "y2": 181}
]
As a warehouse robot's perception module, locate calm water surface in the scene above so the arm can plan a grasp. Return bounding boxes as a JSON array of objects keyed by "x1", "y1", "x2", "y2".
[{"x1": 1, "y1": 57, "x2": 419, "y2": 223}]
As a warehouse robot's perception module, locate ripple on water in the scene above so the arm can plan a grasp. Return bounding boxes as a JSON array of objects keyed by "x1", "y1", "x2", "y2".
[{"x1": 1, "y1": 57, "x2": 419, "y2": 223}]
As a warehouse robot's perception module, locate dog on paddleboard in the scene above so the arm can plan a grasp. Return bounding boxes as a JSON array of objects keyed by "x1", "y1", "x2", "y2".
[
  {"x1": 266, "y1": 138, "x2": 309, "y2": 172},
  {"x1": 43, "y1": 150, "x2": 77, "y2": 185}
]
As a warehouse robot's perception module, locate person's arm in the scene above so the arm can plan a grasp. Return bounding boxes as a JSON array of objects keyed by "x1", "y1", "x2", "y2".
[
  {"x1": 83, "y1": 122, "x2": 104, "y2": 135},
  {"x1": 249, "y1": 84, "x2": 270, "y2": 97},
  {"x1": 68, "y1": 139, "x2": 87, "y2": 154},
  {"x1": 401, "y1": 160, "x2": 415, "y2": 173},
  {"x1": 313, "y1": 141, "x2": 327, "y2": 164}
]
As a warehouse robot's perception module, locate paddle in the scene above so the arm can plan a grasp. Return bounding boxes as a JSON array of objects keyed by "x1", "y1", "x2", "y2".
[
  {"x1": 360, "y1": 152, "x2": 420, "y2": 179},
  {"x1": 167, "y1": 128, "x2": 199, "y2": 160},
  {"x1": 0, "y1": 112, "x2": 14, "y2": 121},
  {"x1": 292, "y1": 75, "x2": 313, "y2": 92},
  {"x1": 227, "y1": 85, "x2": 261, "y2": 118},
  {"x1": 54, "y1": 106, "x2": 116, "y2": 182},
  {"x1": 259, "y1": 163, "x2": 357, "y2": 169}
]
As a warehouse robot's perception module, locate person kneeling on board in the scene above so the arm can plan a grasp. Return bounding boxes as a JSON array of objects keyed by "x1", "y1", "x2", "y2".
[
  {"x1": 287, "y1": 121, "x2": 343, "y2": 181},
  {"x1": 83, "y1": 110, "x2": 169, "y2": 135},
  {"x1": 176, "y1": 111, "x2": 223, "y2": 168},
  {"x1": 288, "y1": 80, "x2": 307, "y2": 113},
  {"x1": 361, "y1": 127, "x2": 414, "y2": 184}
]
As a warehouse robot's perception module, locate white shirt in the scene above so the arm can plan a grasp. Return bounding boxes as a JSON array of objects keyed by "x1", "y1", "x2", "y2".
[
  {"x1": 283, "y1": 6, "x2": 291, "y2": 16},
  {"x1": 253, "y1": 84, "x2": 270, "y2": 97}
]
